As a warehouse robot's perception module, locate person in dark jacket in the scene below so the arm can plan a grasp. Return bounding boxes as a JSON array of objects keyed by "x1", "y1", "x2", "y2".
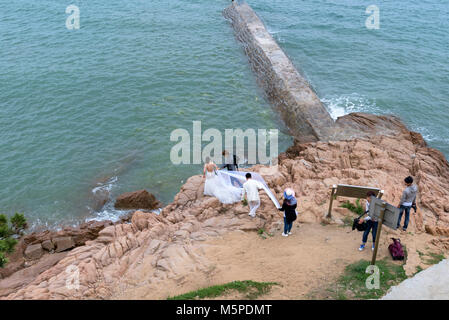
[
  {"x1": 278, "y1": 188, "x2": 297, "y2": 237},
  {"x1": 221, "y1": 150, "x2": 239, "y2": 171},
  {"x1": 221, "y1": 150, "x2": 241, "y2": 187},
  {"x1": 358, "y1": 191, "x2": 378, "y2": 251}
]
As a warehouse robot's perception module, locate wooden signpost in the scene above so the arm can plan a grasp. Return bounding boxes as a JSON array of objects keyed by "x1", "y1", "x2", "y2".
[
  {"x1": 368, "y1": 197, "x2": 400, "y2": 265},
  {"x1": 326, "y1": 184, "x2": 398, "y2": 266},
  {"x1": 327, "y1": 184, "x2": 383, "y2": 219}
]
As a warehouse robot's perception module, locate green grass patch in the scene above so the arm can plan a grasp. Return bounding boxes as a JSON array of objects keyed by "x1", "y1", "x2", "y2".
[
  {"x1": 414, "y1": 265, "x2": 424, "y2": 275},
  {"x1": 167, "y1": 280, "x2": 278, "y2": 300},
  {"x1": 257, "y1": 229, "x2": 273, "y2": 239},
  {"x1": 423, "y1": 252, "x2": 445, "y2": 265},
  {"x1": 340, "y1": 199, "x2": 364, "y2": 216},
  {"x1": 327, "y1": 259, "x2": 407, "y2": 300}
]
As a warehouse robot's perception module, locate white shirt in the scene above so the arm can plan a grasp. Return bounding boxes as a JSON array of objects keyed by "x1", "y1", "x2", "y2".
[
  {"x1": 242, "y1": 179, "x2": 263, "y2": 202},
  {"x1": 364, "y1": 201, "x2": 377, "y2": 222},
  {"x1": 364, "y1": 201, "x2": 371, "y2": 221}
]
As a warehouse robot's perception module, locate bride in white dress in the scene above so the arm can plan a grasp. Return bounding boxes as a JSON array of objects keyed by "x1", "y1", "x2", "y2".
[{"x1": 203, "y1": 159, "x2": 242, "y2": 204}]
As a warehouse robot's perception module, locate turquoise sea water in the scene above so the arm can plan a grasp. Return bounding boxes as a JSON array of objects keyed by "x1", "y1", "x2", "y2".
[{"x1": 0, "y1": 0, "x2": 447, "y2": 228}]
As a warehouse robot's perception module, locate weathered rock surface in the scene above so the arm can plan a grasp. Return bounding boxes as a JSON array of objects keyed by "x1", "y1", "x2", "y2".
[
  {"x1": 53, "y1": 237, "x2": 75, "y2": 253},
  {"x1": 0, "y1": 252, "x2": 67, "y2": 298},
  {"x1": 0, "y1": 220, "x2": 113, "y2": 281},
  {"x1": 24, "y1": 244, "x2": 43, "y2": 261},
  {"x1": 114, "y1": 190, "x2": 161, "y2": 210},
  {"x1": 41, "y1": 240, "x2": 54, "y2": 251},
  {"x1": 0, "y1": 113, "x2": 448, "y2": 299}
]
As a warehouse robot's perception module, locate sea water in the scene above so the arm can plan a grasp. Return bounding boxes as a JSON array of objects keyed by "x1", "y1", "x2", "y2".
[{"x1": 0, "y1": 0, "x2": 447, "y2": 228}]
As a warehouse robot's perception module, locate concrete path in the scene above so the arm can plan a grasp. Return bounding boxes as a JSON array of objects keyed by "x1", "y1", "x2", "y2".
[{"x1": 382, "y1": 259, "x2": 449, "y2": 299}]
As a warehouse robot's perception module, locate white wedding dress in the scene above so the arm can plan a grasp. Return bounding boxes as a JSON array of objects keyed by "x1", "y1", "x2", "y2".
[{"x1": 204, "y1": 170, "x2": 242, "y2": 204}]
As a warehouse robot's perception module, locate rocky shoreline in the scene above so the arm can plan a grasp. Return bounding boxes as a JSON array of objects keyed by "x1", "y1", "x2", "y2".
[
  {"x1": 0, "y1": 113, "x2": 448, "y2": 299},
  {"x1": 0, "y1": 189, "x2": 161, "y2": 292},
  {"x1": 1, "y1": 1, "x2": 448, "y2": 300}
]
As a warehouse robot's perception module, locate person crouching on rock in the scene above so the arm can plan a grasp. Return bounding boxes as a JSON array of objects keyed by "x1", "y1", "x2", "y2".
[
  {"x1": 358, "y1": 191, "x2": 378, "y2": 251},
  {"x1": 278, "y1": 188, "x2": 297, "y2": 237}
]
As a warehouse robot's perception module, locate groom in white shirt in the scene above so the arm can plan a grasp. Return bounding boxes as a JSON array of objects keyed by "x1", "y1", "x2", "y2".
[{"x1": 242, "y1": 173, "x2": 264, "y2": 218}]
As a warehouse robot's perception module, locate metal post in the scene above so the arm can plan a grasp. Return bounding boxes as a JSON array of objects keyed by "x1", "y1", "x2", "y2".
[
  {"x1": 327, "y1": 185, "x2": 336, "y2": 219},
  {"x1": 371, "y1": 202, "x2": 386, "y2": 265},
  {"x1": 377, "y1": 190, "x2": 384, "y2": 199}
]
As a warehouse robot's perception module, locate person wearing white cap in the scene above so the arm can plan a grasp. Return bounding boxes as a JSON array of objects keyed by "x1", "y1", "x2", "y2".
[{"x1": 278, "y1": 188, "x2": 297, "y2": 237}]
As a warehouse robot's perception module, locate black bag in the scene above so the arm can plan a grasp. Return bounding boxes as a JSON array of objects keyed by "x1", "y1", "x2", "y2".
[
  {"x1": 352, "y1": 219, "x2": 367, "y2": 231},
  {"x1": 286, "y1": 210, "x2": 297, "y2": 223},
  {"x1": 352, "y1": 212, "x2": 368, "y2": 231}
]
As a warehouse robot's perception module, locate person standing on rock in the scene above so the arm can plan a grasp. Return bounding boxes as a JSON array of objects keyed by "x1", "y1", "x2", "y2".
[
  {"x1": 278, "y1": 188, "x2": 297, "y2": 237},
  {"x1": 221, "y1": 150, "x2": 239, "y2": 172},
  {"x1": 396, "y1": 176, "x2": 418, "y2": 231},
  {"x1": 358, "y1": 191, "x2": 378, "y2": 251},
  {"x1": 242, "y1": 173, "x2": 264, "y2": 218},
  {"x1": 221, "y1": 150, "x2": 242, "y2": 188}
]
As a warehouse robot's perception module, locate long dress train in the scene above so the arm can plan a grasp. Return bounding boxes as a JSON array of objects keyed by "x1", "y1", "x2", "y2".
[{"x1": 204, "y1": 170, "x2": 242, "y2": 204}]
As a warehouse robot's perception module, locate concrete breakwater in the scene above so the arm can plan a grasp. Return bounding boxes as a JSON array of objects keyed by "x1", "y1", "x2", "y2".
[
  {"x1": 222, "y1": 2, "x2": 405, "y2": 142},
  {"x1": 223, "y1": 2, "x2": 340, "y2": 143}
]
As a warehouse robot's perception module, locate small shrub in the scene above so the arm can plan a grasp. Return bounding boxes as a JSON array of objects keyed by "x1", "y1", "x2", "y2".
[
  {"x1": 414, "y1": 266, "x2": 424, "y2": 275},
  {"x1": 0, "y1": 212, "x2": 28, "y2": 268},
  {"x1": 0, "y1": 237, "x2": 18, "y2": 253},
  {"x1": 10, "y1": 213, "x2": 28, "y2": 235},
  {"x1": 0, "y1": 253, "x2": 7, "y2": 268},
  {"x1": 340, "y1": 199, "x2": 364, "y2": 216}
]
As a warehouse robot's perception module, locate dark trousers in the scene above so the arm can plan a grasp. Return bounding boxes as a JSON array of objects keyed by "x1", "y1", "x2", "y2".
[
  {"x1": 362, "y1": 220, "x2": 378, "y2": 243},
  {"x1": 284, "y1": 217, "x2": 293, "y2": 234},
  {"x1": 397, "y1": 205, "x2": 411, "y2": 230}
]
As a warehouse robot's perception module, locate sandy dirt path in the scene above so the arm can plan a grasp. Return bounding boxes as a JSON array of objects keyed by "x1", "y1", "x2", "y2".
[
  {"x1": 113, "y1": 222, "x2": 426, "y2": 300},
  {"x1": 196, "y1": 223, "x2": 391, "y2": 299}
]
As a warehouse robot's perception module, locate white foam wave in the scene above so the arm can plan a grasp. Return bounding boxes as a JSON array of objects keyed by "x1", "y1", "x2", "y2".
[
  {"x1": 321, "y1": 93, "x2": 380, "y2": 120},
  {"x1": 411, "y1": 126, "x2": 438, "y2": 142},
  {"x1": 92, "y1": 176, "x2": 118, "y2": 194},
  {"x1": 88, "y1": 176, "x2": 124, "y2": 222},
  {"x1": 87, "y1": 175, "x2": 163, "y2": 223},
  {"x1": 87, "y1": 206, "x2": 129, "y2": 223}
]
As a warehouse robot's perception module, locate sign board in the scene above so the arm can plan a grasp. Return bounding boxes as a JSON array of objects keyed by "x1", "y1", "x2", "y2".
[
  {"x1": 327, "y1": 184, "x2": 383, "y2": 219},
  {"x1": 335, "y1": 184, "x2": 381, "y2": 199},
  {"x1": 369, "y1": 197, "x2": 400, "y2": 230}
]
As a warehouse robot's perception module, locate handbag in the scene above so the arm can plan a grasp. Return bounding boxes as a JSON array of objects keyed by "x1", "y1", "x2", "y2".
[{"x1": 352, "y1": 212, "x2": 368, "y2": 232}]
